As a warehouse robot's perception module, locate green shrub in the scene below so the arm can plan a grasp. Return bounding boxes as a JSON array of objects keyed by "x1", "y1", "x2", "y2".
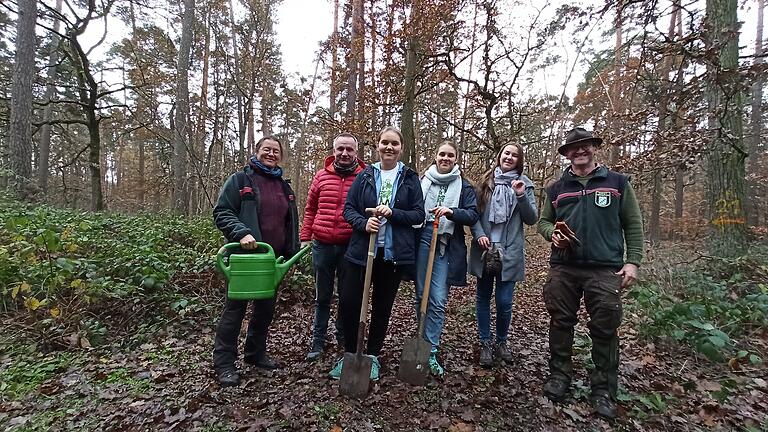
[
  {"x1": 628, "y1": 244, "x2": 768, "y2": 364},
  {"x1": 0, "y1": 199, "x2": 221, "y2": 345}
]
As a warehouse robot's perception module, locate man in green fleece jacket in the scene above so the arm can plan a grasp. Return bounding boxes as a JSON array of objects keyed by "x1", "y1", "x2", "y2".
[{"x1": 538, "y1": 128, "x2": 644, "y2": 420}]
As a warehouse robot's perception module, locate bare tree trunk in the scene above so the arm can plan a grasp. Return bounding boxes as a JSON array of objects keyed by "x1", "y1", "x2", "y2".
[
  {"x1": 9, "y1": 0, "x2": 37, "y2": 190},
  {"x1": 368, "y1": 0, "x2": 377, "y2": 132},
  {"x1": 705, "y1": 0, "x2": 747, "y2": 257},
  {"x1": 345, "y1": 0, "x2": 364, "y2": 121},
  {"x1": 38, "y1": 0, "x2": 64, "y2": 193},
  {"x1": 329, "y1": 0, "x2": 340, "y2": 127},
  {"x1": 401, "y1": 1, "x2": 419, "y2": 167},
  {"x1": 229, "y1": 0, "x2": 246, "y2": 161},
  {"x1": 609, "y1": 0, "x2": 623, "y2": 165},
  {"x1": 748, "y1": 0, "x2": 765, "y2": 226},
  {"x1": 649, "y1": 2, "x2": 680, "y2": 245},
  {"x1": 172, "y1": 0, "x2": 195, "y2": 214}
]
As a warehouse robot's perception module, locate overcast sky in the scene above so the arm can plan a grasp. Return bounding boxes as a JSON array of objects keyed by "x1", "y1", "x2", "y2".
[{"x1": 275, "y1": 0, "x2": 334, "y2": 77}]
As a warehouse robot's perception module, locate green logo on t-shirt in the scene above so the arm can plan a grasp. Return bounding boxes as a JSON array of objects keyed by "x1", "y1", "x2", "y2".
[{"x1": 379, "y1": 179, "x2": 393, "y2": 205}]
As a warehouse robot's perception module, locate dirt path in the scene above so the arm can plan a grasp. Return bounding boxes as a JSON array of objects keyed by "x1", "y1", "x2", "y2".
[{"x1": 1, "y1": 244, "x2": 766, "y2": 431}]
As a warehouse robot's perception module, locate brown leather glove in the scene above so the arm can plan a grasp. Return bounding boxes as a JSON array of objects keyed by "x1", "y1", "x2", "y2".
[{"x1": 552, "y1": 220, "x2": 581, "y2": 249}]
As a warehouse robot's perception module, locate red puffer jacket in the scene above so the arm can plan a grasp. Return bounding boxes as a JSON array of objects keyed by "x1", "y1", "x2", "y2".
[{"x1": 300, "y1": 156, "x2": 365, "y2": 245}]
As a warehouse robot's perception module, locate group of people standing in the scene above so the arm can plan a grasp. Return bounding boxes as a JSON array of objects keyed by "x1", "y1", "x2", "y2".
[{"x1": 210, "y1": 126, "x2": 643, "y2": 420}]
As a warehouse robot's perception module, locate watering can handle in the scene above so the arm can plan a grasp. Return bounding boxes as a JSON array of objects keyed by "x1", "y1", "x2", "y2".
[{"x1": 216, "y1": 242, "x2": 276, "y2": 279}]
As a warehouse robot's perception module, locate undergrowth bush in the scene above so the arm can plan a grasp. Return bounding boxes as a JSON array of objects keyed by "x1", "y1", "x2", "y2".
[
  {"x1": 0, "y1": 199, "x2": 222, "y2": 347},
  {"x1": 628, "y1": 243, "x2": 768, "y2": 365}
]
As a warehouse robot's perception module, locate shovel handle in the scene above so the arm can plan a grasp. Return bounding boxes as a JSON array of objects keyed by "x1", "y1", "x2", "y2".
[
  {"x1": 417, "y1": 218, "x2": 440, "y2": 336},
  {"x1": 356, "y1": 232, "x2": 378, "y2": 355}
]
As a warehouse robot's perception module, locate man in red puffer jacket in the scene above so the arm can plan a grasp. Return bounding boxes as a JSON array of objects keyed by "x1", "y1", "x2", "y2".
[{"x1": 301, "y1": 133, "x2": 366, "y2": 360}]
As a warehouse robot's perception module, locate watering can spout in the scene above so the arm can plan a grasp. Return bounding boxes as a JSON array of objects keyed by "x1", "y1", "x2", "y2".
[{"x1": 274, "y1": 245, "x2": 311, "y2": 285}]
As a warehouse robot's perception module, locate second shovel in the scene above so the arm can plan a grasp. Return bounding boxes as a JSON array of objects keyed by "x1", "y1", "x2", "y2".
[{"x1": 397, "y1": 217, "x2": 440, "y2": 386}]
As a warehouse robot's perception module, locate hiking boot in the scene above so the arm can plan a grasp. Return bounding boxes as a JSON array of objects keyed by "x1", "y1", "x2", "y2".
[
  {"x1": 328, "y1": 358, "x2": 344, "y2": 380},
  {"x1": 591, "y1": 393, "x2": 617, "y2": 420},
  {"x1": 244, "y1": 352, "x2": 279, "y2": 370},
  {"x1": 543, "y1": 377, "x2": 570, "y2": 402},
  {"x1": 368, "y1": 355, "x2": 380, "y2": 381},
  {"x1": 217, "y1": 369, "x2": 240, "y2": 387},
  {"x1": 429, "y1": 351, "x2": 445, "y2": 377},
  {"x1": 306, "y1": 339, "x2": 324, "y2": 361},
  {"x1": 495, "y1": 341, "x2": 513, "y2": 363},
  {"x1": 479, "y1": 341, "x2": 493, "y2": 369}
]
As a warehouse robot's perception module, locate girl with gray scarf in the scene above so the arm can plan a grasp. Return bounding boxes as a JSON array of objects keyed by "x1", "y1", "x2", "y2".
[
  {"x1": 469, "y1": 143, "x2": 538, "y2": 369},
  {"x1": 415, "y1": 141, "x2": 479, "y2": 377}
]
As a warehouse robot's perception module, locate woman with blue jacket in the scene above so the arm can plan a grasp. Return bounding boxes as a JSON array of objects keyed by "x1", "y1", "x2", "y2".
[
  {"x1": 469, "y1": 143, "x2": 538, "y2": 368},
  {"x1": 328, "y1": 126, "x2": 425, "y2": 381},
  {"x1": 414, "y1": 141, "x2": 479, "y2": 377}
]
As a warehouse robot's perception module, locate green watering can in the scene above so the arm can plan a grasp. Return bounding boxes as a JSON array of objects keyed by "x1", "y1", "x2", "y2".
[{"x1": 216, "y1": 242, "x2": 311, "y2": 300}]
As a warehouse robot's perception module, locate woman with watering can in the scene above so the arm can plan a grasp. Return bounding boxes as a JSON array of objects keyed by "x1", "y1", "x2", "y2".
[
  {"x1": 412, "y1": 141, "x2": 478, "y2": 377},
  {"x1": 329, "y1": 126, "x2": 425, "y2": 381},
  {"x1": 212, "y1": 136, "x2": 300, "y2": 387},
  {"x1": 469, "y1": 143, "x2": 537, "y2": 369}
]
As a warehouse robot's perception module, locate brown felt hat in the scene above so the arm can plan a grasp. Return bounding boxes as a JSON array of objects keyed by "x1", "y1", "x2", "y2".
[{"x1": 558, "y1": 127, "x2": 603, "y2": 155}]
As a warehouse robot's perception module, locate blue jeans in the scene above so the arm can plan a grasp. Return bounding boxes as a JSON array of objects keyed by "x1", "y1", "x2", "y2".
[
  {"x1": 476, "y1": 273, "x2": 516, "y2": 343},
  {"x1": 310, "y1": 240, "x2": 345, "y2": 343},
  {"x1": 415, "y1": 227, "x2": 450, "y2": 350}
]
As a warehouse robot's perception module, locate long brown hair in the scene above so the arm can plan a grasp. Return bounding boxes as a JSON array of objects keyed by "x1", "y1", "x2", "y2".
[{"x1": 476, "y1": 143, "x2": 525, "y2": 212}]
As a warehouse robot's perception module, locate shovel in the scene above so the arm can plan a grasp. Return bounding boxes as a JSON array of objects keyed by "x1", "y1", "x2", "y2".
[
  {"x1": 397, "y1": 217, "x2": 440, "y2": 386},
  {"x1": 339, "y1": 230, "x2": 378, "y2": 399}
]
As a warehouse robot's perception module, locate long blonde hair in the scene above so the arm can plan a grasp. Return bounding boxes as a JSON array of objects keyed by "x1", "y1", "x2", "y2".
[{"x1": 476, "y1": 143, "x2": 525, "y2": 212}]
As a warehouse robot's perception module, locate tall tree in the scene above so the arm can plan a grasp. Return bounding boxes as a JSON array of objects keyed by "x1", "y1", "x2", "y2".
[
  {"x1": 8, "y1": 0, "x2": 37, "y2": 190},
  {"x1": 401, "y1": 1, "x2": 420, "y2": 167},
  {"x1": 38, "y1": 0, "x2": 64, "y2": 193},
  {"x1": 172, "y1": 0, "x2": 195, "y2": 214},
  {"x1": 345, "y1": 0, "x2": 364, "y2": 121},
  {"x1": 748, "y1": 0, "x2": 765, "y2": 226},
  {"x1": 704, "y1": 0, "x2": 747, "y2": 256}
]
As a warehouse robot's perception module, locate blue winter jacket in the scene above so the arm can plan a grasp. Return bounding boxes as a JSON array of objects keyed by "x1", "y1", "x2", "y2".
[{"x1": 343, "y1": 164, "x2": 425, "y2": 266}]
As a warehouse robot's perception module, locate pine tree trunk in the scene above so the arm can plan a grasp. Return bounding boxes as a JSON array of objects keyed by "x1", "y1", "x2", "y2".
[
  {"x1": 38, "y1": 0, "x2": 64, "y2": 193},
  {"x1": 172, "y1": 0, "x2": 195, "y2": 214},
  {"x1": 704, "y1": 0, "x2": 747, "y2": 256},
  {"x1": 345, "y1": 0, "x2": 364, "y2": 121},
  {"x1": 329, "y1": 0, "x2": 339, "y2": 126},
  {"x1": 9, "y1": 0, "x2": 37, "y2": 190},
  {"x1": 401, "y1": 2, "x2": 419, "y2": 168},
  {"x1": 609, "y1": 0, "x2": 623, "y2": 166},
  {"x1": 748, "y1": 0, "x2": 765, "y2": 226}
]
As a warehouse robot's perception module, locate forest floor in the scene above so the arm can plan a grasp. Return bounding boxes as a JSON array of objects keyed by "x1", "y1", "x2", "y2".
[{"x1": 1, "y1": 243, "x2": 767, "y2": 431}]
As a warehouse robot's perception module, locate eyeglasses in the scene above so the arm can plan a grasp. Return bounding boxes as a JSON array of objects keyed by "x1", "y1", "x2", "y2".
[{"x1": 259, "y1": 147, "x2": 281, "y2": 155}]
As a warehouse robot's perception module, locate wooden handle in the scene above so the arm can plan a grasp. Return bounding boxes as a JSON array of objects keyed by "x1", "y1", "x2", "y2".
[
  {"x1": 417, "y1": 219, "x2": 440, "y2": 336},
  {"x1": 356, "y1": 232, "x2": 378, "y2": 355}
]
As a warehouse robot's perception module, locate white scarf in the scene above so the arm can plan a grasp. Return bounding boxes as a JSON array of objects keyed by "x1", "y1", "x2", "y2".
[{"x1": 421, "y1": 165, "x2": 462, "y2": 251}]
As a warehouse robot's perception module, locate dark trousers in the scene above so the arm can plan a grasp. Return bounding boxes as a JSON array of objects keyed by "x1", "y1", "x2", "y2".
[
  {"x1": 339, "y1": 250, "x2": 403, "y2": 356},
  {"x1": 543, "y1": 264, "x2": 623, "y2": 399},
  {"x1": 310, "y1": 240, "x2": 346, "y2": 343},
  {"x1": 213, "y1": 293, "x2": 276, "y2": 372}
]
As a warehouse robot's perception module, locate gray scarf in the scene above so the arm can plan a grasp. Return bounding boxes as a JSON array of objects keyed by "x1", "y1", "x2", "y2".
[{"x1": 488, "y1": 167, "x2": 519, "y2": 226}]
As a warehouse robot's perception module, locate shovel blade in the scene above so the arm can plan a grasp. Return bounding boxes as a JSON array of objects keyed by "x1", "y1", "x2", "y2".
[
  {"x1": 397, "y1": 337, "x2": 431, "y2": 386},
  {"x1": 339, "y1": 352, "x2": 372, "y2": 399}
]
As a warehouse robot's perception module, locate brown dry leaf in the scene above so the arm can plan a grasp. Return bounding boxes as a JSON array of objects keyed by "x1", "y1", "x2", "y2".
[
  {"x1": 697, "y1": 380, "x2": 722, "y2": 392},
  {"x1": 728, "y1": 357, "x2": 741, "y2": 371},
  {"x1": 79, "y1": 336, "x2": 92, "y2": 348},
  {"x1": 329, "y1": 426, "x2": 342, "y2": 432},
  {"x1": 448, "y1": 421, "x2": 475, "y2": 432}
]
